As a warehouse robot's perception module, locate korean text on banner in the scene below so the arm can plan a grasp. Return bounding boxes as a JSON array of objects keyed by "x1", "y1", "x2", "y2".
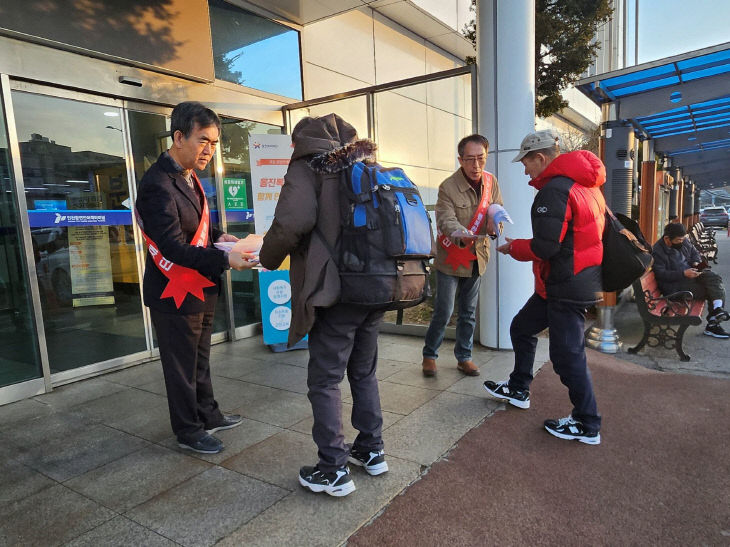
[{"x1": 248, "y1": 134, "x2": 293, "y2": 234}]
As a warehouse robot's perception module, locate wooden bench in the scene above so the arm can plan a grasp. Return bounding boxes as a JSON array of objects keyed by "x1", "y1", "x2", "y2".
[
  {"x1": 689, "y1": 223, "x2": 718, "y2": 264},
  {"x1": 627, "y1": 270, "x2": 705, "y2": 362}
]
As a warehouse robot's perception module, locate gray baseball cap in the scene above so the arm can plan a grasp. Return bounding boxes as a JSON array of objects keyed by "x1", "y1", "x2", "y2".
[{"x1": 512, "y1": 130, "x2": 560, "y2": 162}]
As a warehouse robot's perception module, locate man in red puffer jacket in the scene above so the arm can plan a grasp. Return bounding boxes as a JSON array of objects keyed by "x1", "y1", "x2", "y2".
[{"x1": 483, "y1": 130, "x2": 606, "y2": 445}]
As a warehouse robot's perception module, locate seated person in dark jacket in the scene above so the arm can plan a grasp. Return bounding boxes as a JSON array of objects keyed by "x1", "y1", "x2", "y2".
[{"x1": 652, "y1": 222, "x2": 729, "y2": 338}]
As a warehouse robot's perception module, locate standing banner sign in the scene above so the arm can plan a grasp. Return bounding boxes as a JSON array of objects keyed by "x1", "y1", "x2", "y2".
[
  {"x1": 249, "y1": 133, "x2": 305, "y2": 350},
  {"x1": 259, "y1": 270, "x2": 293, "y2": 346},
  {"x1": 248, "y1": 134, "x2": 292, "y2": 234}
]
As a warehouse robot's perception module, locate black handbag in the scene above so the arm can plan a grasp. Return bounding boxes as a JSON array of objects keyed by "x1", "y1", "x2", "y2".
[{"x1": 601, "y1": 208, "x2": 653, "y2": 292}]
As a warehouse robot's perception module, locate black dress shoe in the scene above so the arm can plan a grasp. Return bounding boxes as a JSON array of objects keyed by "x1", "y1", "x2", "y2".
[
  {"x1": 178, "y1": 433, "x2": 224, "y2": 454},
  {"x1": 205, "y1": 414, "x2": 243, "y2": 434}
]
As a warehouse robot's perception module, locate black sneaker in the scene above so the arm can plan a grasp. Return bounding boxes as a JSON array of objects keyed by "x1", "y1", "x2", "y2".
[
  {"x1": 483, "y1": 380, "x2": 530, "y2": 409},
  {"x1": 704, "y1": 323, "x2": 730, "y2": 338},
  {"x1": 348, "y1": 447, "x2": 388, "y2": 476},
  {"x1": 298, "y1": 465, "x2": 355, "y2": 497},
  {"x1": 205, "y1": 414, "x2": 243, "y2": 434},
  {"x1": 178, "y1": 433, "x2": 224, "y2": 454},
  {"x1": 544, "y1": 416, "x2": 601, "y2": 445},
  {"x1": 708, "y1": 307, "x2": 730, "y2": 324}
]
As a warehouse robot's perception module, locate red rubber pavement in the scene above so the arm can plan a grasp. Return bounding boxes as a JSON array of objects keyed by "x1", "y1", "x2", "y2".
[{"x1": 349, "y1": 349, "x2": 730, "y2": 546}]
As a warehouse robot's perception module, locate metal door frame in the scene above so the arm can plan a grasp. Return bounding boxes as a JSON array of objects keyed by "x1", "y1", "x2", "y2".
[{"x1": 2, "y1": 80, "x2": 156, "y2": 391}]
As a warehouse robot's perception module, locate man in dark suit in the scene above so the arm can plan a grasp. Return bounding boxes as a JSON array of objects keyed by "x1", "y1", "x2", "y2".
[{"x1": 136, "y1": 101, "x2": 254, "y2": 454}]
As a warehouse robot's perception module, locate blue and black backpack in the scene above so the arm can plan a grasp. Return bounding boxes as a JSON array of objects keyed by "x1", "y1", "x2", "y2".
[{"x1": 329, "y1": 161, "x2": 435, "y2": 310}]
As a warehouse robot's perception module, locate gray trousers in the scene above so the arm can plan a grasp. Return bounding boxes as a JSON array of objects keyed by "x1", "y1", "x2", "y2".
[
  {"x1": 677, "y1": 270, "x2": 725, "y2": 318},
  {"x1": 307, "y1": 303, "x2": 385, "y2": 473}
]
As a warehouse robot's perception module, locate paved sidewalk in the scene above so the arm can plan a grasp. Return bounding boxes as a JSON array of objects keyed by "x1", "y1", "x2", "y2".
[
  {"x1": 0, "y1": 331, "x2": 548, "y2": 546},
  {"x1": 2, "y1": 232, "x2": 727, "y2": 546},
  {"x1": 349, "y1": 348, "x2": 730, "y2": 546}
]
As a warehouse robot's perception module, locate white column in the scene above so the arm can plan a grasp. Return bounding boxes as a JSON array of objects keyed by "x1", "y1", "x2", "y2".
[{"x1": 477, "y1": 0, "x2": 536, "y2": 349}]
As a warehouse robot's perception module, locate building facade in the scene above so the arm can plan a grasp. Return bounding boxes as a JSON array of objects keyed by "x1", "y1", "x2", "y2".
[
  {"x1": 0, "y1": 0, "x2": 478, "y2": 404},
  {"x1": 0, "y1": 0, "x2": 623, "y2": 405}
]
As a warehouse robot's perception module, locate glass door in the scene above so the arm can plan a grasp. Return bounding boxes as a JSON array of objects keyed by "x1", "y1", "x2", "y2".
[
  {"x1": 126, "y1": 105, "x2": 231, "y2": 342},
  {"x1": 219, "y1": 117, "x2": 283, "y2": 333},
  {"x1": 0, "y1": 84, "x2": 43, "y2": 389},
  {"x1": 11, "y1": 89, "x2": 147, "y2": 375}
]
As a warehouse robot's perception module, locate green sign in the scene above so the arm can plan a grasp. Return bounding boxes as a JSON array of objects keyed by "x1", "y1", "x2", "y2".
[{"x1": 223, "y1": 178, "x2": 248, "y2": 210}]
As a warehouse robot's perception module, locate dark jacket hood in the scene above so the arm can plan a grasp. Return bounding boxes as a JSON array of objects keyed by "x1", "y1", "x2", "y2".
[
  {"x1": 290, "y1": 113, "x2": 376, "y2": 174},
  {"x1": 530, "y1": 150, "x2": 606, "y2": 191}
]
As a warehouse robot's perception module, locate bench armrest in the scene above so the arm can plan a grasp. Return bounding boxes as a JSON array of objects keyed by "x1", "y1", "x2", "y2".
[{"x1": 646, "y1": 290, "x2": 695, "y2": 316}]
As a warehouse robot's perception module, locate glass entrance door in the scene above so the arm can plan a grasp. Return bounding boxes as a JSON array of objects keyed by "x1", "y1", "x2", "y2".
[
  {"x1": 0, "y1": 87, "x2": 42, "y2": 389},
  {"x1": 12, "y1": 90, "x2": 147, "y2": 374},
  {"x1": 126, "y1": 106, "x2": 230, "y2": 342}
]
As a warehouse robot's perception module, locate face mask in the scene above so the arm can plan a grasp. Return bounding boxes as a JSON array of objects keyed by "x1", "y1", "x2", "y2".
[{"x1": 671, "y1": 243, "x2": 683, "y2": 250}]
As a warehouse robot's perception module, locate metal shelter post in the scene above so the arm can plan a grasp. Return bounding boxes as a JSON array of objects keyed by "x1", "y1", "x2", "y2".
[
  {"x1": 586, "y1": 120, "x2": 635, "y2": 354},
  {"x1": 476, "y1": 0, "x2": 536, "y2": 349}
]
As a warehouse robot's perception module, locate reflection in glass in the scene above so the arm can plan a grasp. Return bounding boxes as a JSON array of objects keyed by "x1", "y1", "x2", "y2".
[
  {"x1": 288, "y1": 96, "x2": 369, "y2": 141},
  {"x1": 12, "y1": 92, "x2": 146, "y2": 373},
  {"x1": 373, "y1": 77, "x2": 471, "y2": 328},
  {"x1": 209, "y1": 0, "x2": 302, "y2": 99},
  {"x1": 0, "y1": 92, "x2": 42, "y2": 387},
  {"x1": 220, "y1": 118, "x2": 282, "y2": 328}
]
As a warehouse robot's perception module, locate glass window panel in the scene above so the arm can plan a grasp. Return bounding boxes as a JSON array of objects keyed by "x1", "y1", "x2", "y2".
[
  {"x1": 209, "y1": 0, "x2": 302, "y2": 100},
  {"x1": 220, "y1": 118, "x2": 283, "y2": 328},
  {"x1": 374, "y1": 88, "x2": 429, "y2": 168},
  {"x1": 0, "y1": 91, "x2": 42, "y2": 387},
  {"x1": 374, "y1": 76, "x2": 472, "y2": 328},
  {"x1": 12, "y1": 92, "x2": 146, "y2": 373},
  {"x1": 289, "y1": 96, "x2": 369, "y2": 140},
  {"x1": 426, "y1": 74, "x2": 470, "y2": 117}
]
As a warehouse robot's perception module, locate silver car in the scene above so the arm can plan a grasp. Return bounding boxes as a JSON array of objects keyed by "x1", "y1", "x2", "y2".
[{"x1": 699, "y1": 206, "x2": 729, "y2": 228}]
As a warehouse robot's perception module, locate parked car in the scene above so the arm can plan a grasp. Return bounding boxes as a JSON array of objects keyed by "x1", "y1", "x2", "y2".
[{"x1": 699, "y1": 206, "x2": 729, "y2": 228}]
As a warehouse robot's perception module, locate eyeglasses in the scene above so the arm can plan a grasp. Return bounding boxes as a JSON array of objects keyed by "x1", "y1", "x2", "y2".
[{"x1": 460, "y1": 155, "x2": 486, "y2": 164}]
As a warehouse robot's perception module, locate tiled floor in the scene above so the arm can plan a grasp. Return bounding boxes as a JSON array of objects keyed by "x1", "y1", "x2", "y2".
[{"x1": 0, "y1": 333, "x2": 548, "y2": 546}]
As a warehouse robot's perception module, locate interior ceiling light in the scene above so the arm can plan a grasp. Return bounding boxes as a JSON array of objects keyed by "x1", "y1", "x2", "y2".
[{"x1": 104, "y1": 112, "x2": 119, "y2": 117}]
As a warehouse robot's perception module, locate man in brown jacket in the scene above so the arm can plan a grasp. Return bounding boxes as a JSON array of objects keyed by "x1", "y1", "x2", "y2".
[
  {"x1": 422, "y1": 134, "x2": 502, "y2": 377},
  {"x1": 259, "y1": 114, "x2": 386, "y2": 497}
]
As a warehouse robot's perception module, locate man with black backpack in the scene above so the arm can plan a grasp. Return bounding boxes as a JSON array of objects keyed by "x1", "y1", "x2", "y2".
[
  {"x1": 421, "y1": 135, "x2": 503, "y2": 378},
  {"x1": 259, "y1": 114, "x2": 387, "y2": 497},
  {"x1": 483, "y1": 130, "x2": 605, "y2": 445}
]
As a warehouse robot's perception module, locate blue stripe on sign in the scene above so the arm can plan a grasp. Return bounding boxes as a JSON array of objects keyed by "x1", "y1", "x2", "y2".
[
  {"x1": 28, "y1": 210, "x2": 133, "y2": 227},
  {"x1": 225, "y1": 209, "x2": 255, "y2": 223}
]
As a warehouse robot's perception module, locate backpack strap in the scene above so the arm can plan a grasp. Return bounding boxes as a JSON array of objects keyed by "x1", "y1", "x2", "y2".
[{"x1": 312, "y1": 170, "x2": 344, "y2": 263}]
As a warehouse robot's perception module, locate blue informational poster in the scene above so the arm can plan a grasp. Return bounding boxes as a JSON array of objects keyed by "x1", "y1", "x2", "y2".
[{"x1": 258, "y1": 269, "x2": 307, "y2": 349}]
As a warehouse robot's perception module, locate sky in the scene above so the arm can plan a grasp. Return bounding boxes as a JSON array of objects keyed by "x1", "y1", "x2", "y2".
[{"x1": 633, "y1": 0, "x2": 730, "y2": 64}]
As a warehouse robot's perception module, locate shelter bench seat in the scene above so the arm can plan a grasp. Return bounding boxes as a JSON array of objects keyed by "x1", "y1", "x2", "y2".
[
  {"x1": 627, "y1": 270, "x2": 705, "y2": 362},
  {"x1": 689, "y1": 222, "x2": 717, "y2": 263}
]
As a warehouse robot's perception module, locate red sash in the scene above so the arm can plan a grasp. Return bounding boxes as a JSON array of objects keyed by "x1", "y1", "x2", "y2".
[
  {"x1": 437, "y1": 172, "x2": 494, "y2": 272},
  {"x1": 137, "y1": 172, "x2": 215, "y2": 309}
]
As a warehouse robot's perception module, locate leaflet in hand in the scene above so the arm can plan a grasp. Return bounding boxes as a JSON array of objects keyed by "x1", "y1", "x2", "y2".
[
  {"x1": 214, "y1": 234, "x2": 264, "y2": 254},
  {"x1": 450, "y1": 229, "x2": 479, "y2": 240},
  {"x1": 487, "y1": 203, "x2": 513, "y2": 225}
]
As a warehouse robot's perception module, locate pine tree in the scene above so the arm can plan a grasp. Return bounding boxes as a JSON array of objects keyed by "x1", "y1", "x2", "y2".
[{"x1": 463, "y1": 0, "x2": 613, "y2": 118}]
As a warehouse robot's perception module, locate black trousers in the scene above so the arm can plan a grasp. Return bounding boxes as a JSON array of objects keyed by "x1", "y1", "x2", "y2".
[
  {"x1": 150, "y1": 295, "x2": 223, "y2": 442},
  {"x1": 307, "y1": 303, "x2": 385, "y2": 473},
  {"x1": 509, "y1": 293, "x2": 601, "y2": 433}
]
